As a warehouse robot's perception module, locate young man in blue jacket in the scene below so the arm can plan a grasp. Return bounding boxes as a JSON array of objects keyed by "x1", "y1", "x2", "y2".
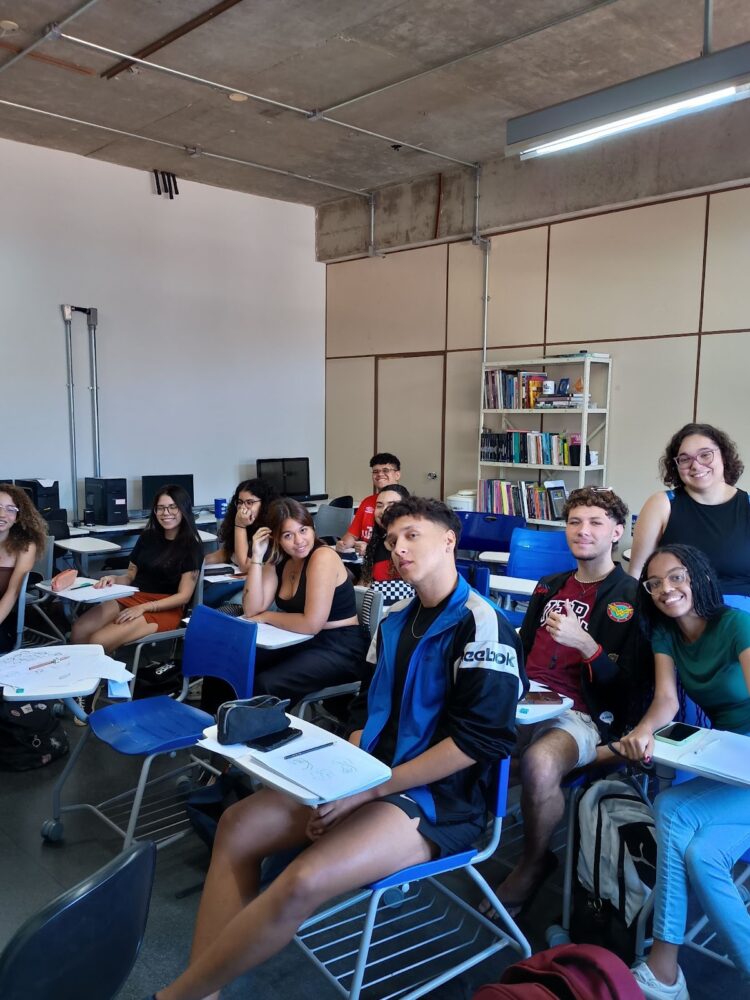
[
  {"x1": 485, "y1": 486, "x2": 642, "y2": 919},
  {"x1": 148, "y1": 497, "x2": 524, "y2": 1000}
]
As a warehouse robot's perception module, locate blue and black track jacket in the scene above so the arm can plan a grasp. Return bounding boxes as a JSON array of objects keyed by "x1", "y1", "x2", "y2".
[{"x1": 356, "y1": 574, "x2": 527, "y2": 827}]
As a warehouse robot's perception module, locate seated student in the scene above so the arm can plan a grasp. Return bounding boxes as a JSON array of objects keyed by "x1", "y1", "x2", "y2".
[
  {"x1": 71, "y1": 485, "x2": 202, "y2": 712},
  {"x1": 0, "y1": 483, "x2": 47, "y2": 653},
  {"x1": 335, "y1": 452, "x2": 401, "y2": 555},
  {"x1": 240, "y1": 497, "x2": 369, "y2": 704},
  {"x1": 203, "y1": 478, "x2": 278, "y2": 608},
  {"x1": 483, "y1": 486, "x2": 642, "y2": 918},
  {"x1": 358, "y1": 484, "x2": 414, "y2": 632},
  {"x1": 145, "y1": 496, "x2": 524, "y2": 1000},
  {"x1": 620, "y1": 544, "x2": 750, "y2": 1000}
]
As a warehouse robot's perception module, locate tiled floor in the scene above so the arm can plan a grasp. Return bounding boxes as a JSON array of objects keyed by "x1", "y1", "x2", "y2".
[{"x1": 1, "y1": 718, "x2": 745, "y2": 999}]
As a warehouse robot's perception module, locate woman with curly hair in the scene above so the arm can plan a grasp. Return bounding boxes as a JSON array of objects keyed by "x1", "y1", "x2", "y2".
[
  {"x1": 629, "y1": 423, "x2": 750, "y2": 603},
  {"x1": 0, "y1": 483, "x2": 47, "y2": 652}
]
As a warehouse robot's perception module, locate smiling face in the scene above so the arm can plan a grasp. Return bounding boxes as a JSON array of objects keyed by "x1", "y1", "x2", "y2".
[
  {"x1": 154, "y1": 493, "x2": 183, "y2": 537},
  {"x1": 565, "y1": 504, "x2": 623, "y2": 563},
  {"x1": 0, "y1": 491, "x2": 19, "y2": 539},
  {"x1": 278, "y1": 517, "x2": 315, "y2": 560},
  {"x1": 371, "y1": 462, "x2": 401, "y2": 491},
  {"x1": 644, "y1": 552, "x2": 694, "y2": 619},
  {"x1": 374, "y1": 489, "x2": 404, "y2": 528},
  {"x1": 385, "y1": 514, "x2": 455, "y2": 588},
  {"x1": 674, "y1": 433, "x2": 725, "y2": 493}
]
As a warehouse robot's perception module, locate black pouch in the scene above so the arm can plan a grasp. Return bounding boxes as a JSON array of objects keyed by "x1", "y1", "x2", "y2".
[{"x1": 216, "y1": 695, "x2": 290, "y2": 746}]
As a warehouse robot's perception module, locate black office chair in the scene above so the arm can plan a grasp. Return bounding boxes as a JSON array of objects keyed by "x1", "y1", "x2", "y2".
[
  {"x1": 329, "y1": 495, "x2": 353, "y2": 508},
  {"x1": 0, "y1": 841, "x2": 156, "y2": 1000}
]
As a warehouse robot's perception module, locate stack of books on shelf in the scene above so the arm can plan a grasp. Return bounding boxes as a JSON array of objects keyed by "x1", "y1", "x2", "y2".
[
  {"x1": 481, "y1": 430, "x2": 577, "y2": 466},
  {"x1": 479, "y1": 479, "x2": 566, "y2": 521},
  {"x1": 484, "y1": 369, "x2": 547, "y2": 409}
]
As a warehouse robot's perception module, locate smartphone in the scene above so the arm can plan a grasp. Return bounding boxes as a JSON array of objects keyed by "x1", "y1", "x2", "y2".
[
  {"x1": 654, "y1": 722, "x2": 702, "y2": 746},
  {"x1": 246, "y1": 727, "x2": 302, "y2": 752}
]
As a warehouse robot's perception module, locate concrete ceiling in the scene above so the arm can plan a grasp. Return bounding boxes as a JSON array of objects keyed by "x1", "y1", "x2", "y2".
[{"x1": 0, "y1": 0, "x2": 749, "y2": 206}]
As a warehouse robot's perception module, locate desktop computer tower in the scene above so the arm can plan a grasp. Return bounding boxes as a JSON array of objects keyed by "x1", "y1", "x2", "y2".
[
  {"x1": 15, "y1": 479, "x2": 61, "y2": 518},
  {"x1": 84, "y1": 477, "x2": 128, "y2": 525}
]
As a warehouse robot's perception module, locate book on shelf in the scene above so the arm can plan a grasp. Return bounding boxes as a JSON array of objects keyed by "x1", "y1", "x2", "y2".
[
  {"x1": 483, "y1": 368, "x2": 547, "y2": 409},
  {"x1": 480, "y1": 430, "x2": 577, "y2": 466},
  {"x1": 479, "y1": 479, "x2": 564, "y2": 522}
]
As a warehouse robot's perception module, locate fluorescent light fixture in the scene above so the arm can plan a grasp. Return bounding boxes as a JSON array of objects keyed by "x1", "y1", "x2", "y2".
[{"x1": 507, "y1": 40, "x2": 750, "y2": 159}]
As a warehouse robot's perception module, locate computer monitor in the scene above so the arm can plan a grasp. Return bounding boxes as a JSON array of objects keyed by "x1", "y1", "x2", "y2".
[
  {"x1": 141, "y1": 474, "x2": 195, "y2": 511},
  {"x1": 256, "y1": 458, "x2": 311, "y2": 500}
]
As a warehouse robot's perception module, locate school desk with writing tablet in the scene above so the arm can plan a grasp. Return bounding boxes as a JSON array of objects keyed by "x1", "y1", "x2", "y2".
[
  {"x1": 199, "y1": 718, "x2": 391, "y2": 805},
  {"x1": 516, "y1": 681, "x2": 574, "y2": 725},
  {"x1": 652, "y1": 726, "x2": 750, "y2": 789}
]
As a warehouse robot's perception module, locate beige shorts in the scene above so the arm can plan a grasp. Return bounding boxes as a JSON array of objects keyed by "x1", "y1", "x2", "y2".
[{"x1": 516, "y1": 708, "x2": 600, "y2": 770}]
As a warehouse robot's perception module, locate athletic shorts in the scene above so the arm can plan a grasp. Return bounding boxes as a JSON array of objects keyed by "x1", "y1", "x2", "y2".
[
  {"x1": 378, "y1": 792, "x2": 484, "y2": 859},
  {"x1": 516, "y1": 708, "x2": 600, "y2": 770}
]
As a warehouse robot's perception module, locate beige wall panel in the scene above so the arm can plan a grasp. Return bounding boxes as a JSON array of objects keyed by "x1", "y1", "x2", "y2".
[
  {"x1": 447, "y1": 241, "x2": 484, "y2": 350},
  {"x1": 702, "y1": 189, "x2": 750, "y2": 332},
  {"x1": 559, "y1": 338, "x2": 698, "y2": 548},
  {"x1": 547, "y1": 198, "x2": 706, "y2": 343},
  {"x1": 325, "y1": 357, "x2": 375, "y2": 501},
  {"x1": 327, "y1": 245, "x2": 447, "y2": 358},
  {"x1": 377, "y1": 355, "x2": 444, "y2": 498},
  {"x1": 696, "y1": 331, "x2": 750, "y2": 492},
  {"x1": 487, "y1": 226, "x2": 548, "y2": 348},
  {"x1": 444, "y1": 351, "x2": 483, "y2": 497}
]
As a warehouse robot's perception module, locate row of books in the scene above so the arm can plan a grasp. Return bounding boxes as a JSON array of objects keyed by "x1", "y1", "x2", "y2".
[
  {"x1": 534, "y1": 393, "x2": 594, "y2": 409},
  {"x1": 484, "y1": 369, "x2": 548, "y2": 410},
  {"x1": 480, "y1": 430, "x2": 584, "y2": 466},
  {"x1": 478, "y1": 479, "x2": 566, "y2": 521}
]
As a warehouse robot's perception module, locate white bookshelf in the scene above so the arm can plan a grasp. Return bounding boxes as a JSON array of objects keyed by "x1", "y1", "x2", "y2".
[{"x1": 477, "y1": 354, "x2": 611, "y2": 525}]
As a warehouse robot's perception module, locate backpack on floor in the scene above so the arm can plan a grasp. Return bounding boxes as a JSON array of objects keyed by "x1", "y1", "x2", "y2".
[
  {"x1": 571, "y1": 775, "x2": 656, "y2": 962},
  {"x1": 472, "y1": 942, "x2": 642, "y2": 1000},
  {"x1": 0, "y1": 697, "x2": 69, "y2": 771}
]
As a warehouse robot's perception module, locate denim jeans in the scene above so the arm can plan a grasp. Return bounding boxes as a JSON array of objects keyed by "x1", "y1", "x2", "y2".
[{"x1": 654, "y1": 777, "x2": 750, "y2": 977}]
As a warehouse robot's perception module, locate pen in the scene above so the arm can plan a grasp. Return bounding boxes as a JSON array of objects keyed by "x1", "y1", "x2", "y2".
[
  {"x1": 284, "y1": 741, "x2": 335, "y2": 760},
  {"x1": 70, "y1": 582, "x2": 94, "y2": 591},
  {"x1": 29, "y1": 659, "x2": 56, "y2": 670}
]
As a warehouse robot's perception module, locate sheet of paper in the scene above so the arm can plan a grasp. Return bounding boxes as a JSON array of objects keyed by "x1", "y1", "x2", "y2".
[
  {"x1": 655, "y1": 729, "x2": 750, "y2": 787},
  {"x1": 0, "y1": 645, "x2": 132, "y2": 690},
  {"x1": 38, "y1": 578, "x2": 139, "y2": 602},
  {"x1": 204, "y1": 573, "x2": 246, "y2": 583},
  {"x1": 245, "y1": 622, "x2": 313, "y2": 648}
]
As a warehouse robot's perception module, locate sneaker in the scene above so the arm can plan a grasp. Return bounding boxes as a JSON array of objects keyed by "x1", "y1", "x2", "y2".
[
  {"x1": 631, "y1": 962, "x2": 690, "y2": 1000},
  {"x1": 73, "y1": 685, "x2": 101, "y2": 727}
]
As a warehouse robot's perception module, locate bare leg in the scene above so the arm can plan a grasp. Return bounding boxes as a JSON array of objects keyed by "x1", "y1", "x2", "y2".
[
  {"x1": 85, "y1": 617, "x2": 158, "y2": 653},
  {"x1": 496, "y1": 729, "x2": 579, "y2": 905},
  {"x1": 156, "y1": 799, "x2": 433, "y2": 1000},
  {"x1": 646, "y1": 939, "x2": 681, "y2": 985},
  {"x1": 70, "y1": 600, "x2": 120, "y2": 643}
]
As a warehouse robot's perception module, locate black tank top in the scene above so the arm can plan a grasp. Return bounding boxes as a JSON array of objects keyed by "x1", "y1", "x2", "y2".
[
  {"x1": 275, "y1": 545, "x2": 357, "y2": 620},
  {"x1": 661, "y1": 488, "x2": 750, "y2": 597}
]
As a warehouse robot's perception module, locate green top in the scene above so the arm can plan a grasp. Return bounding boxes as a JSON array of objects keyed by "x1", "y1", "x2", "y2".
[{"x1": 652, "y1": 608, "x2": 750, "y2": 735}]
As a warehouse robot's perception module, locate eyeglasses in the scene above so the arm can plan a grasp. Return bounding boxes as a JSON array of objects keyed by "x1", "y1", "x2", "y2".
[
  {"x1": 155, "y1": 503, "x2": 179, "y2": 514},
  {"x1": 237, "y1": 498, "x2": 261, "y2": 508},
  {"x1": 674, "y1": 447, "x2": 718, "y2": 469},
  {"x1": 643, "y1": 568, "x2": 689, "y2": 595},
  {"x1": 372, "y1": 466, "x2": 398, "y2": 476},
  {"x1": 0, "y1": 504, "x2": 19, "y2": 515}
]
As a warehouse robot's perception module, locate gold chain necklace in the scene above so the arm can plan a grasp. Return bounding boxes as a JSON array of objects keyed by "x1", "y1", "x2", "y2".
[{"x1": 411, "y1": 603, "x2": 428, "y2": 639}]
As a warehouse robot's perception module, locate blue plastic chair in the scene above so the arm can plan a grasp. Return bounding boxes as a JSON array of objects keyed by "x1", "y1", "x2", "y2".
[
  {"x1": 0, "y1": 841, "x2": 155, "y2": 1000},
  {"x1": 494, "y1": 527, "x2": 577, "y2": 627},
  {"x1": 42, "y1": 605, "x2": 257, "y2": 850},
  {"x1": 295, "y1": 757, "x2": 531, "y2": 1000},
  {"x1": 456, "y1": 511, "x2": 526, "y2": 555},
  {"x1": 457, "y1": 560, "x2": 491, "y2": 598}
]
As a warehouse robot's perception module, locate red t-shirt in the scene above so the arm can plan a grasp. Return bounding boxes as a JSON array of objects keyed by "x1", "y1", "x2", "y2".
[
  {"x1": 524, "y1": 575, "x2": 599, "y2": 712},
  {"x1": 347, "y1": 493, "x2": 377, "y2": 542}
]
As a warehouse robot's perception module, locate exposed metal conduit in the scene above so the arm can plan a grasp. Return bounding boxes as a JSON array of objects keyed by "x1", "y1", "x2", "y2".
[
  {"x1": 0, "y1": 0, "x2": 104, "y2": 76},
  {"x1": 0, "y1": 99, "x2": 370, "y2": 198},
  {"x1": 703, "y1": 0, "x2": 714, "y2": 56},
  {"x1": 57, "y1": 31, "x2": 478, "y2": 169},
  {"x1": 87, "y1": 309, "x2": 101, "y2": 477},
  {"x1": 61, "y1": 305, "x2": 79, "y2": 523},
  {"x1": 317, "y1": 0, "x2": 622, "y2": 116}
]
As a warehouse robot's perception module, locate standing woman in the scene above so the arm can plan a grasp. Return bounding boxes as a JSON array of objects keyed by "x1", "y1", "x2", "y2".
[
  {"x1": 629, "y1": 423, "x2": 750, "y2": 604},
  {"x1": 242, "y1": 498, "x2": 368, "y2": 703},
  {"x1": 0, "y1": 484, "x2": 47, "y2": 653},
  {"x1": 203, "y1": 478, "x2": 277, "y2": 607},
  {"x1": 71, "y1": 484, "x2": 202, "y2": 655},
  {"x1": 620, "y1": 544, "x2": 750, "y2": 999}
]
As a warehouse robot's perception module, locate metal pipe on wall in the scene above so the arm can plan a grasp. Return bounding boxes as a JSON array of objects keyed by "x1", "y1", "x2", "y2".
[
  {"x1": 61, "y1": 305, "x2": 79, "y2": 523},
  {"x1": 86, "y1": 308, "x2": 101, "y2": 477}
]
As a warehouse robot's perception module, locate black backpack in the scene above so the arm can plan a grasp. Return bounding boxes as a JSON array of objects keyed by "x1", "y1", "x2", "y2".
[{"x1": 0, "y1": 697, "x2": 69, "y2": 771}]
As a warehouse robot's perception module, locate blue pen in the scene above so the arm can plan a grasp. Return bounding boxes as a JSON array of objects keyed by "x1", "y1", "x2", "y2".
[{"x1": 70, "y1": 582, "x2": 95, "y2": 590}]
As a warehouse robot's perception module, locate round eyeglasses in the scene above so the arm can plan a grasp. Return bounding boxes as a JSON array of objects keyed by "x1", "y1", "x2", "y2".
[
  {"x1": 642, "y1": 568, "x2": 689, "y2": 595},
  {"x1": 155, "y1": 503, "x2": 179, "y2": 514},
  {"x1": 674, "y1": 448, "x2": 717, "y2": 469},
  {"x1": 0, "y1": 504, "x2": 20, "y2": 515},
  {"x1": 237, "y1": 498, "x2": 261, "y2": 508}
]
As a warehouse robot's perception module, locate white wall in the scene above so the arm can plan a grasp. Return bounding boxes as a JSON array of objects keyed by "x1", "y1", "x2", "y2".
[{"x1": 1, "y1": 137, "x2": 325, "y2": 513}]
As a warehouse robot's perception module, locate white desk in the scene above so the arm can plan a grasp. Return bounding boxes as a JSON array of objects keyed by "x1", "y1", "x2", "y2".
[
  {"x1": 54, "y1": 536, "x2": 122, "y2": 575},
  {"x1": 652, "y1": 727, "x2": 750, "y2": 789},
  {"x1": 489, "y1": 574, "x2": 537, "y2": 597},
  {"x1": 478, "y1": 551, "x2": 510, "y2": 566},
  {"x1": 83, "y1": 512, "x2": 217, "y2": 535},
  {"x1": 516, "y1": 683, "x2": 574, "y2": 725},
  {"x1": 67, "y1": 526, "x2": 90, "y2": 537}
]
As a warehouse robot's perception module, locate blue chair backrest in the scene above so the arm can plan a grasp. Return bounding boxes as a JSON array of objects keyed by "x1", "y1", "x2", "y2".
[
  {"x1": 724, "y1": 594, "x2": 750, "y2": 612},
  {"x1": 506, "y1": 527, "x2": 577, "y2": 580},
  {"x1": 182, "y1": 605, "x2": 257, "y2": 699},
  {"x1": 456, "y1": 511, "x2": 526, "y2": 554},
  {"x1": 457, "y1": 561, "x2": 491, "y2": 598},
  {"x1": 0, "y1": 841, "x2": 156, "y2": 1000}
]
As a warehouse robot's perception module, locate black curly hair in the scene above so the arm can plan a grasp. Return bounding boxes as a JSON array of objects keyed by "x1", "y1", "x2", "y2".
[
  {"x1": 637, "y1": 543, "x2": 727, "y2": 639},
  {"x1": 361, "y1": 484, "x2": 411, "y2": 583},
  {"x1": 217, "y1": 478, "x2": 278, "y2": 560}
]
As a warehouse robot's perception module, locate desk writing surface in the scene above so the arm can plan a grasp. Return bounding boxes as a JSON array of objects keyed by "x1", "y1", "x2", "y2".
[
  {"x1": 652, "y1": 727, "x2": 750, "y2": 788},
  {"x1": 38, "y1": 577, "x2": 137, "y2": 602},
  {"x1": 54, "y1": 537, "x2": 121, "y2": 555},
  {"x1": 516, "y1": 682, "x2": 574, "y2": 725},
  {"x1": 479, "y1": 551, "x2": 510, "y2": 566},
  {"x1": 489, "y1": 574, "x2": 537, "y2": 597}
]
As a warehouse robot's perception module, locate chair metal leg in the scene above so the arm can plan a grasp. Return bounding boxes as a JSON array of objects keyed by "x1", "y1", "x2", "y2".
[
  {"x1": 51, "y1": 726, "x2": 91, "y2": 821},
  {"x1": 348, "y1": 888, "x2": 385, "y2": 1000},
  {"x1": 124, "y1": 753, "x2": 156, "y2": 849}
]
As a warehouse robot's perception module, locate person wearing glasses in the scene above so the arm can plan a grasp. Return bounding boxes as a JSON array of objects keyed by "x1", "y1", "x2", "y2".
[
  {"x1": 619, "y1": 544, "x2": 750, "y2": 1000},
  {"x1": 203, "y1": 478, "x2": 278, "y2": 608},
  {"x1": 71, "y1": 483, "x2": 202, "y2": 656},
  {"x1": 0, "y1": 483, "x2": 47, "y2": 653},
  {"x1": 629, "y1": 424, "x2": 750, "y2": 606},
  {"x1": 335, "y1": 452, "x2": 401, "y2": 555}
]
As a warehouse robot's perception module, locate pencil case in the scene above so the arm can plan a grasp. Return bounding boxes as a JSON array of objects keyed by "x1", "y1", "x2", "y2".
[
  {"x1": 51, "y1": 569, "x2": 78, "y2": 592},
  {"x1": 216, "y1": 695, "x2": 291, "y2": 746}
]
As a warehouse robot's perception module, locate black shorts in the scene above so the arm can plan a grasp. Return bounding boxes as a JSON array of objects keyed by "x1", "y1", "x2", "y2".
[{"x1": 379, "y1": 792, "x2": 485, "y2": 859}]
